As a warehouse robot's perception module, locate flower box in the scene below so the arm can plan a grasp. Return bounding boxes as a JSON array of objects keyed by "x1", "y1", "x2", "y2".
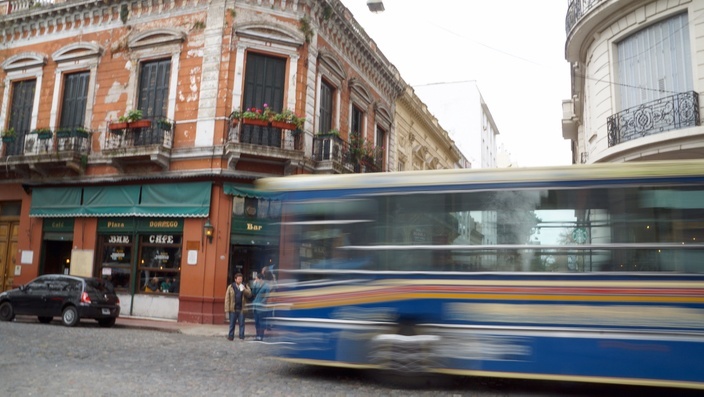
[
  {"x1": 128, "y1": 120, "x2": 151, "y2": 129},
  {"x1": 271, "y1": 121, "x2": 297, "y2": 130},
  {"x1": 231, "y1": 118, "x2": 240, "y2": 127},
  {"x1": 242, "y1": 118, "x2": 269, "y2": 127},
  {"x1": 37, "y1": 131, "x2": 53, "y2": 139},
  {"x1": 109, "y1": 122, "x2": 128, "y2": 131},
  {"x1": 2, "y1": 136, "x2": 16, "y2": 143},
  {"x1": 73, "y1": 129, "x2": 90, "y2": 138}
]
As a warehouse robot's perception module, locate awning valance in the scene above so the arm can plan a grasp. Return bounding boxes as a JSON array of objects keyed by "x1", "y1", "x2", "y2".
[
  {"x1": 29, "y1": 182, "x2": 212, "y2": 218},
  {"x1": 29, "y1": 187, "x2": 84, "y2": 217},
  {"x1": 223, "y1": 183, "x2": 282, "y2": 200},
  {"x1": 138, "y1": 182, "x2": 212, "y2": 217},
  {"x1": 82, "y1": 185, "x2": 140, "y2": 216}
]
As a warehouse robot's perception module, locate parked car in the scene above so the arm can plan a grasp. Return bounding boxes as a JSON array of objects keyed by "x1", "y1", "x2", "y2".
[{"x1": 0, "y1": 274, "x2": 120, "y2": 327}]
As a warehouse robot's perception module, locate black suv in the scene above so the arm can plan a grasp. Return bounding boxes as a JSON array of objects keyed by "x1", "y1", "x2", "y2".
[{"x1": 0, "y1": 274, "x2": 120, "y2": 327}]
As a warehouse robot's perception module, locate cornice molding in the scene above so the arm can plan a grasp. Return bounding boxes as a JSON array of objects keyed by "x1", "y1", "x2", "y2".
[{"x1": 311, "y1": 0, "x2": 405, "y2": 101}]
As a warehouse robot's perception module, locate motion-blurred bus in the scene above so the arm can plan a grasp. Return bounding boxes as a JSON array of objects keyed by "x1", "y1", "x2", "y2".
[{"x1": 257, "y1": 159, "x2": 704, "y2": 389}]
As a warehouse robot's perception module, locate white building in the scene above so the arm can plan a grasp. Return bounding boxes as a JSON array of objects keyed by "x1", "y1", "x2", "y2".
[
  {"x1": 415, "y1": 81, "x2": 499, "y2": 169},
  {"x1": 563, "y1": 0, "x2": 704, "y2": 164}
]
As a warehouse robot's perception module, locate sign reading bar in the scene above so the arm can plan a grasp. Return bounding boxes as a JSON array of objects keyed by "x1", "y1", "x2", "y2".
[{"x1": 108, "y1": 235, "x2": 130, "y2": 244}]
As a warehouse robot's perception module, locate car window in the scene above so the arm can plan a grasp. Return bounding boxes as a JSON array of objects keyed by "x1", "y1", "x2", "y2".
[
  {"x1": 67, "y1": 279, "x2": 82, "y2": 293},
  {"x1": 47, "y1": 279, "x2": 70, "y2": 292},
  {"x1": 25, "y1": 279, "x2": 49, "y2": 293},
  {"x1": 86, "y1": 279, "x2": 114, "y2": 294}
]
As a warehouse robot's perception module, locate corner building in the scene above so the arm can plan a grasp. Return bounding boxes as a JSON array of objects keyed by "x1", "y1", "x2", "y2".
[
  {"x1": 562, "y1": 0, "x2": 704, "y2": 164},
  {"x1": 0, "y1": 0, "x2": 405, "y2": 323}
]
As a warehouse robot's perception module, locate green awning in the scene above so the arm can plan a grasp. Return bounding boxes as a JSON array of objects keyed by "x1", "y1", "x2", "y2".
[
  {"x1": 82, "y1": 185, "x2": 140, "y2": 216},
  {"x1": 29, "y1": 187, "x2": 84, "y2": 217},
  {"x1": 30, "y1": 182, "x2": 212, "y2": 218},
  {"x1": 223, "y1": 183, "x2": 282, "y2": 200},
  {"x1": 137, "y1": 182, "x2": 212, "y2": 217}
]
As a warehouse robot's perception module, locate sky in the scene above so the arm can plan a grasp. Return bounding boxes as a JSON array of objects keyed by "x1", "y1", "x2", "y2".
[{"x1": 339, "y1": 0, "x2": 573, "y2": 167}]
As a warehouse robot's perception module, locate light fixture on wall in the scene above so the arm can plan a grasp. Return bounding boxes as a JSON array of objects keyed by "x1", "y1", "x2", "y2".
[
  {"x1": 367, "y1": 0, "x2": 384, "y2": 13},
  {"x1": 204, "y1": 219, "x2": 214, "y2": 244}
]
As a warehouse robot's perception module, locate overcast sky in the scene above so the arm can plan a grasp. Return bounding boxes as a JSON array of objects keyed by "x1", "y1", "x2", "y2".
[{"x1": 339, "y1": 0, "x2": 573, "y2": 167}]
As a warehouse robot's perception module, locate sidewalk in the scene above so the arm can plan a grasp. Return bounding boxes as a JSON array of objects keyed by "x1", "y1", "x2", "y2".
[{"x1": 116, "y1": 315, "x2": 254, "y2": 338}]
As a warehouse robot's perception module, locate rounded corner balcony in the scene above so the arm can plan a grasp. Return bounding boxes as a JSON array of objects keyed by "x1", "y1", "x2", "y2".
[{"x1": 565, "y1": 0, "x2": 639, "y2": 61}]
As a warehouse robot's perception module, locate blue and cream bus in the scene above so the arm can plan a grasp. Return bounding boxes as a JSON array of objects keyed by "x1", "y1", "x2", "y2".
[{"x1": 257, "y1": 160, "x2": 704, "y2": 389}]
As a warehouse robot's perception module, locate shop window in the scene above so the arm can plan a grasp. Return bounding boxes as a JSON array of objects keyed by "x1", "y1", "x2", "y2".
[
  {"x1": 99, "y1": 235, "x2": 133, "y2": 291},
  {"x1": 138, "y1": 234, "x2": 181, "y2": 294}
]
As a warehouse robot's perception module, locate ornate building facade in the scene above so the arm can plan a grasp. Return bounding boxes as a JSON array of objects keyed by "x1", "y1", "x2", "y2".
[
  {"x1": 563, "y1": 0, "x2": 704, "y2": 164},
  {"x1": 0, "y1": 0, "x2": 412, "y2": 323}
]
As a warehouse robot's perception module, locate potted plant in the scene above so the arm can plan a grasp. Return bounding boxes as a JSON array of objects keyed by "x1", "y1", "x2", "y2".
[
  {"x1": 241, "y1": 105, "x2": 270, "y2": 127},
  {"x1": 125, "y1": 109, "x2": 151, "y2": 129},
  {"x1": 318, "y1": 128, "x2": 340, "y2": 138},
  {"x1": 2, "y1": 127, "x2": 16, "y2": 142},
  {"x1": 156, "y1": 118, "x2": 172, "y2": 131},
  {"x1": 56, "y1": 127, "x2": 73, "y2": 138},
  {"x1": 32, "y1": 127, "x2": 54, "y2": 139},
  {"x1": 272, "y1": 108, "x2": 304, "y2": 130},
  {"x1": 109, "y1": 109, "x2": 150, "y2": 131},
  {"x1": 229, "y1": 109, "x2": 242, "y2": 126},
  {"x1": 73, "y1": 127, "x2": 90, "y2": 138},
  {"x1": 109, "y1": 115, "x2": 129, "y2": 131}
]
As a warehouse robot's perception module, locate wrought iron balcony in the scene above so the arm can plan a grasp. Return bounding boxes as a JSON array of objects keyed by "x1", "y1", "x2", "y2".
[
  {"x1": 0, "y1": 126, "x2": 92, "y2": 176},
  {"x1": 103, "y1": 117, "x2": 173, "y2": 172},
  {"x1": 607, "y1": 91, "x2": 700, "y2": 147},
  {"x1": 224, "y1": 122, "x2": 304, "y2": 169},
  {"x1": 313, "y1": 133, "x2": 355, "y2": 173},
  {"x1": 312, "y1": 134, "x2": 382, "y2": 174},
  {"x1": 565, "y1": 0, "x2": 606, "y2": 34}
]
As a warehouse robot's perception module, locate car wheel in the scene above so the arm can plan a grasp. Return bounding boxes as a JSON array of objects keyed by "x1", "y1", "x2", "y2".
[
  {"x1": 38, "y1": 316, "x2": 53, "y2": 324},
  {"x1": 61, "y1": 306, "x2": 79, "y2": 327},
  {"x1": 0, "y1": 301, "x2": 15, "y2": 322},
  {"x1": 98, "y1": 317, "x2": 116, "y2": 328}
]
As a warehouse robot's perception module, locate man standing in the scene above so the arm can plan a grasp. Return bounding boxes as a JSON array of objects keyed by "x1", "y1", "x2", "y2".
[{"x1": 225, "y1": 273, "x2": 251, "y2": 340}]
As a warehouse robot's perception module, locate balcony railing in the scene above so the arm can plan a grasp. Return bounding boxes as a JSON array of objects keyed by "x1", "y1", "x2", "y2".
[
  {"x1": 104, "y1": 118, "x2": 173, "y2": 150},
  {"x1": 312, "y1": 134, "x2": 383, "y2": 173},
  {"x1": 313, "y1": 134, "x2": 355, "y2": 172},
  {"x1": 1, "y1": 127, "x2": 91, "y2": 157},
  {"x1": 227, "y1": 123, "x2": 303, "y2": 151},
  {"x1": 565, "y1": 0, "x2": 606, "y2": 34},
  {"x1": 607, "y1": 91, "x2": 700, "y2": 147}
]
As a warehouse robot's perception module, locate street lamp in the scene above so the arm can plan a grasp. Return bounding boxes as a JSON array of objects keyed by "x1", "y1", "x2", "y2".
[
  {"x1": 204, "y1": 219, "x2": 214, "y2": 244},
  {"x1": 367, "y1": 0, "x2": 384, "y2": 13}
]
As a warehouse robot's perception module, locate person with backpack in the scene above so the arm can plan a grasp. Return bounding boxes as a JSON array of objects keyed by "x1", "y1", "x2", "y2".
[{"x1": 224, "y1": 273, "x2": 251, "y2": 340}]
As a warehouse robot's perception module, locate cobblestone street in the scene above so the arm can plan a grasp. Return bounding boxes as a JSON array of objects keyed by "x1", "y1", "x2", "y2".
[{"x1": 1, "y1": 319, "x2": 700, "y2": 397}]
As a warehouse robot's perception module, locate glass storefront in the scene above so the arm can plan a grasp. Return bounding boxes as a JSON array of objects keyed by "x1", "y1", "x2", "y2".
[{"x1": 96, "y1": 218, "x2": 182, "y2": 295}]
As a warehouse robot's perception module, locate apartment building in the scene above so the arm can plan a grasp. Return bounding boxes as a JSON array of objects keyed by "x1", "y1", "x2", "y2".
[
  {"x1": 563, "y1": 0, "x2": 704, "y2": 164},
  {"x1": 0, "y1": 0, "x2": 410, "y2": 323}
]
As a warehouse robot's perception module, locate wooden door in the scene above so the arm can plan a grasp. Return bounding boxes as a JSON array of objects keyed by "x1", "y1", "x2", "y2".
[{"x1": 0, "y1": 222, "x2": 19, "y2": 292}]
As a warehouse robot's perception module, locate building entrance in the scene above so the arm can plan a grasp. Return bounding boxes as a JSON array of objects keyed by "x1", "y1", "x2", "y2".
[
  {"x1": 42, "y1": 240, "x2": 73, "y2": 275},
  {"x1": 0, "y1": 221, "x2": 19, "y2": 292},
  {"x1": 228, "y1": 245, "x2": 278, "y2": 286}
]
